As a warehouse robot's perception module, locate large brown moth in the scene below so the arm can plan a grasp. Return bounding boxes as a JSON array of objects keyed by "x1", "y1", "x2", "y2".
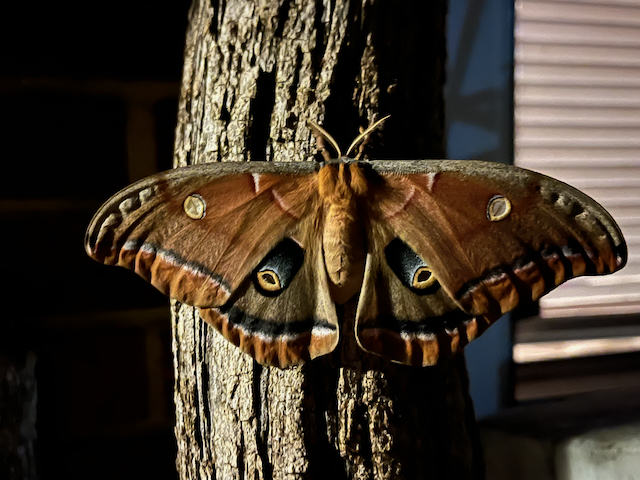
[{"x1": 85, "y1": 121, "x2": 627, "y2": 368}]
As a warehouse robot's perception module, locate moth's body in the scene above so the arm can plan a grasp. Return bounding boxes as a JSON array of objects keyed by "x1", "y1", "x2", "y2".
[
  {"x1": 86, "y1": 158, "x2": 627, "y2": 368},
  {"x1": 318, "y1": 160, "x2": 369, "y2": 304}
]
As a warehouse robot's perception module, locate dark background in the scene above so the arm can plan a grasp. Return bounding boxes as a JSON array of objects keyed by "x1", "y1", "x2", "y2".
[{"x1": 1, "y1": 1, "x2": 191, "y2": 478}]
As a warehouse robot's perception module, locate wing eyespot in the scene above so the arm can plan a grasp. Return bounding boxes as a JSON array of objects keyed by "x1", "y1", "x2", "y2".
[
  {"x1": 412, "y1": 266, "x2": 437, "y2": 289},
  {"x1": 253, "y1": 238, "x2": 305, "y2": 296},
  {"x1": 183, "y1": 194, "x2": 206, "y2": 220},
  {"x1": 385, "y1": 238, "x2": 440, "y2": 295},
  {"x1": 256, "y1": 270, "x2": 282, "y2": 291},
  {"x1": 487, "y1": 195, "x2": 511, "y2": 221}
]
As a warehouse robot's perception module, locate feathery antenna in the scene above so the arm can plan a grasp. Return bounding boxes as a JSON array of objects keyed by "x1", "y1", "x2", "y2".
[
  {"x1": 345, "y1": 115, "x2": 391, "y2": 158},
  {"x1": 308, "y1": 120, "x2": 342, "y2": 160},
  {"x1": 308, "y1": 115, "x2": 390, "y2": 160}
]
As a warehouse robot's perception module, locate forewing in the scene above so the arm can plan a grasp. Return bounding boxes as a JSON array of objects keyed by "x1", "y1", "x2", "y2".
[
  {"x1": 86, "y1": 162, "x2": 339, "y2": 366},
  {"x1": 85, "y1": 162, "x2": 319, "y2": 308}
]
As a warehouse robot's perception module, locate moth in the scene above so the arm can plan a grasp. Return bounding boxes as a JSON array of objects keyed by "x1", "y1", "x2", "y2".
[{"x1": 85, "y1": 121, "x2": 627, "y2": 368}]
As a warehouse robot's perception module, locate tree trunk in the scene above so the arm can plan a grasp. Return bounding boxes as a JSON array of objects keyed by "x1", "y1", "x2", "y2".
[{"x1": 171, "y1": 0, "x2": 485, "y2": 478}]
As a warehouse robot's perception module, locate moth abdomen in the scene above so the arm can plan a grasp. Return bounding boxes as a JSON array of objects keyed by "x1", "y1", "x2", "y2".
[
  {"x1": 322, "y1": 202, "x2": 366, "y2": 286},
  {"x1": 319, "y1": 162, "x2": 368, "y2": 297}
]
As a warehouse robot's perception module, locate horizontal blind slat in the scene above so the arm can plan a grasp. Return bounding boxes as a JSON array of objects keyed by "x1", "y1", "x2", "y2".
[
  {"x1": 517, "y1": 2, "x2": 640, "y2": 26},
  {"x1": 516, "y1": 85, "x2": 640, "y2": 107},
  {"x1": 514, "y1": 169, "x2": 640, "y2": 188},
  {"x1": 517, "y1": 21, "x2": 640, "y2": 47},
  {"x1": 516, "y1": 107, "x2": 640, "y2": 127},
  {"x1": 518, "y1": 127, "x2": 640, "y2": 148},
  {"x1": 540, "y1": 303, "x2": 640, "y2": 318},
  {"x1": 548, "y1": 1, "x2": 640, "y2": 7},
  {"x1": 516, "y1": 44, "x2": 640, "y2": 68},
  {"x1": 516, "y1": 64, "x2": 640, "y2": 87},
  {"x1": 516, "y1": 149, "x2": 640, "y2": 167}
]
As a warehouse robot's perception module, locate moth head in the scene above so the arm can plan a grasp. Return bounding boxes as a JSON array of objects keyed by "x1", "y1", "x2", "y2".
[
  {"x1": 385, "y1": 238, "x2": 439, "y2": 294},
  {"x1": 252, "y1": 238, "x2": 305, "y2": 296}
]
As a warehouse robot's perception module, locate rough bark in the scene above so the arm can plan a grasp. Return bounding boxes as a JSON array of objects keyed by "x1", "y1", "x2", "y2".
[{"x1": 172, "y1": 0, "x2": 484, "y2": 478}]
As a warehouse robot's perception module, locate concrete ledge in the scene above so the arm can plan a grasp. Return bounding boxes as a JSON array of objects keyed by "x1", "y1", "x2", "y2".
[
  {"x1": 479, "y1": 386, "x2": 640, "y2": 480},
  {"x1": 556, "y1": 423, "x2": 640, "y2": 480}
]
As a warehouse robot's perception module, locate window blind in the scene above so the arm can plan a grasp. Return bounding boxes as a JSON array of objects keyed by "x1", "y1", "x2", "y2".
[{"x1": 514, "y1": 0, "x2": 640, "y2": 318}]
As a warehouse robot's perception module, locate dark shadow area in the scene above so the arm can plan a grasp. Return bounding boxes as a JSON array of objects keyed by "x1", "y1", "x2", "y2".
[{"x1": 0, "y1": 1, "x2": 191, "y2": 478}]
